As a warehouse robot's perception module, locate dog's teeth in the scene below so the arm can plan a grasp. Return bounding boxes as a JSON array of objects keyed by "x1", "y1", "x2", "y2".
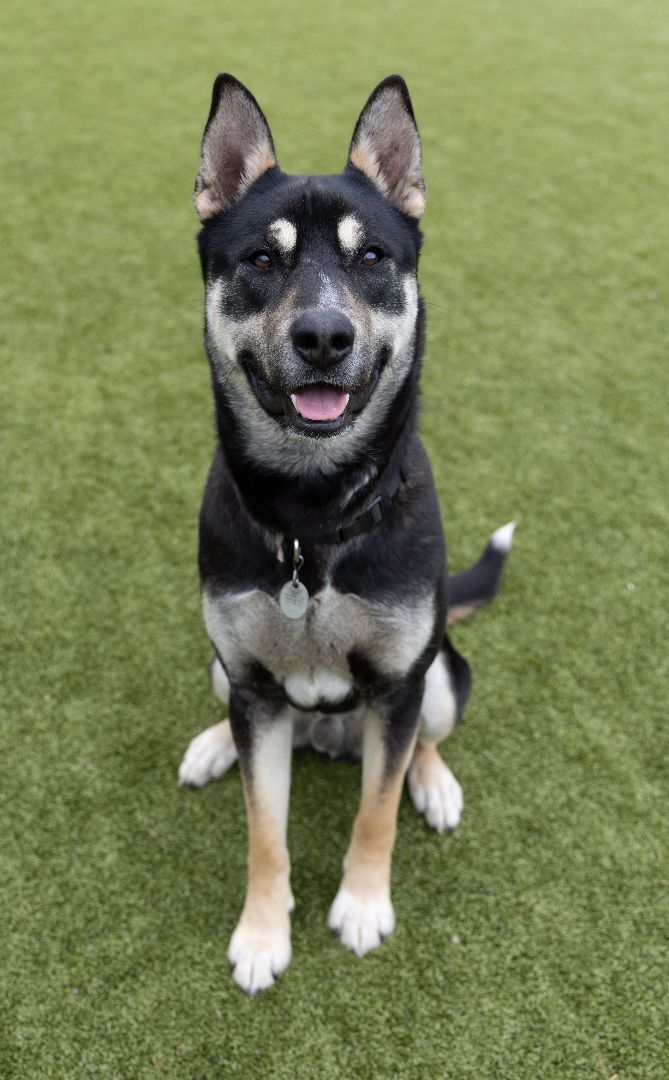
[{"x1": 290, "y1": 394, "x2": 297, "y2": 409}]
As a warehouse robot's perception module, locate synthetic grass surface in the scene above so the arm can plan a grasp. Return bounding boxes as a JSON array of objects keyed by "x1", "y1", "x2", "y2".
[{"x1": 2, "y1": 0, "x2": 667, "y2": 1076}]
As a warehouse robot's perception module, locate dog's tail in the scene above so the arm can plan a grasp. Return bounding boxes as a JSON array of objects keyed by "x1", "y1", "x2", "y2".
[{"x1": 447, "y1": 522, "x2": 516, "y2": 626}]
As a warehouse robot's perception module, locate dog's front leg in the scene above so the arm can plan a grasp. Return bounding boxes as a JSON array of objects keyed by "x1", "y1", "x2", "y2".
[
  {"x1": 328, "y1": 683, "x2": 422, "y2": 956},
  {"x1": 226, "y1": 689, "x2": 294, "y2": 995}
]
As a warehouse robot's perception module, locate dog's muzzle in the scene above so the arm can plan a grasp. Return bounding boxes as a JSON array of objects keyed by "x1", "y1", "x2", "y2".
[{"x1": 239, "y1": 305, "x2": 382, "y2": 437}]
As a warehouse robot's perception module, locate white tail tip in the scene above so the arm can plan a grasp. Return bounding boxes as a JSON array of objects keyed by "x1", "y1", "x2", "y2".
[{"x1": 490, "y1": 521, "x2": 517, "y2": 553}]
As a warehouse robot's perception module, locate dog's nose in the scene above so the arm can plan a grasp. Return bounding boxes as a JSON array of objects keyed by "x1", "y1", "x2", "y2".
[{"x1": 290, "y1": 309, "x2": 355, "y2": 371}]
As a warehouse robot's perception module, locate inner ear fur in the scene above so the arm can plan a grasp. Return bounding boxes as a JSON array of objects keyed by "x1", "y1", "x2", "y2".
[
  {"x1": 347, "y1": 75, "x2": 426, "y2": 220},
  {"x1": 194, "y1": 74, "x2": 277, "y2": 221}
]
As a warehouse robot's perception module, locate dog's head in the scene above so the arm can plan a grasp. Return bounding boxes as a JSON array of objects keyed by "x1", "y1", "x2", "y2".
[{"x1": 195, "y1": 75, "x2": 426, "y2": 475}]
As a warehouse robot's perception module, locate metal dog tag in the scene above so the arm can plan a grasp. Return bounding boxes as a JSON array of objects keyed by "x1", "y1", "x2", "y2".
[
  {"x1": 279, "y1": 579, "x2": 309, "y2": 619},
  {"x1": 279, "y1": 538, "x2": 309, "y2": 619}
]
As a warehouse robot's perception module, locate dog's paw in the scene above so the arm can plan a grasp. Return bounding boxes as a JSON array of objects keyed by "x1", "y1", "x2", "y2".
[
  {"x1": 407, "y1": 746, "x2": 463, "y2": 833},
  {"x1": 328, "y1": 886, "x2": 395, "y2": 957},
  {"x1": 178, "y1": 720, "x2": 238, "y2": 787},
  {"x1": 227, "y1": 915, "x2": 291, "y2": 995}
]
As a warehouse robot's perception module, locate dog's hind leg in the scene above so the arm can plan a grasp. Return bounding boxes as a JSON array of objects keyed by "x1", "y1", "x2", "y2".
[
  {"x1": 407, "y1": 641, "x2": 470, "y2": 832},
  {"x1": 178, "y1": 657, "x2": 237, "y2": 786},
  {"x1": 208, "y1": 655, "x2": 230, "y2": 704},
  {"x1": 329, "y1": 690, "x2": 421, "y2": 957},
  {"x1": 178, "y1": 721, "x2": 238, "y2": 787},
  {"x1": 227, "y1": 698, "x2": 294, "y2": 995},
  {"x1": 407, "y1": 744, "x2": 463, "y2": 833}
]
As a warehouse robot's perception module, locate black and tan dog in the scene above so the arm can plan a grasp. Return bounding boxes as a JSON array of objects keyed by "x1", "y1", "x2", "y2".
[{"x1": 178, "y1": 74, "x2": 515, "y2": 994}]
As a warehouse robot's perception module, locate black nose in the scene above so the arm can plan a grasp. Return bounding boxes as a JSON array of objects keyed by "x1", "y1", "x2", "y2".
[{"x1": 290, "y1": 309, "x2": 355, "y2": 371}]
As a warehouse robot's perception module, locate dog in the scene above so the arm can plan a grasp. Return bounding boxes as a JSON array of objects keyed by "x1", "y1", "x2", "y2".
[{"x1": 178, "y1": 73, "x2": 515, "y2": 995}]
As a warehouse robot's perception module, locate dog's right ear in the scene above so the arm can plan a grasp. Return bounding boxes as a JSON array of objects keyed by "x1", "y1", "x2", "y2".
[{"x1": 193, "y1": 74, "x2": 278, "y2": 221}]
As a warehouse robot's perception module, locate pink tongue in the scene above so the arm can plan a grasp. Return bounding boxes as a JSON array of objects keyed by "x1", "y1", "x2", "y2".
[{"x1": 294, "y1": 386, "x2": 349, "y2": 421}]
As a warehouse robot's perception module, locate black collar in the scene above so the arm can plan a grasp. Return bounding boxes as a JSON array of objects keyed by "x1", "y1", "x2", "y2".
[{"x1": 317, "y1": 454, "x2": 411, "y2": 544}]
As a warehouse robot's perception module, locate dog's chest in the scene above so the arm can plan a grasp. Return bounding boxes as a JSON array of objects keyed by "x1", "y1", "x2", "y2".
[{"x1": 203, "y1": 583, "x2": 434, "y2": 709}]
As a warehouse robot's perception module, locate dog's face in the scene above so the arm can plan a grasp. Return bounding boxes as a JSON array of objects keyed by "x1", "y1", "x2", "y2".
[{"x1": 195, "y1": 76, "x2": 426, "y2": 475}]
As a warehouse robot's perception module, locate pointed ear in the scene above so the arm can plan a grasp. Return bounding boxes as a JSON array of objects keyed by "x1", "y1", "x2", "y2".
[
  {"x1": 193, "y1": 74, "x2": 278, "y2": 221},
  {"x1": 346, "y1": 75, "x2": 426, "y2": 219}
]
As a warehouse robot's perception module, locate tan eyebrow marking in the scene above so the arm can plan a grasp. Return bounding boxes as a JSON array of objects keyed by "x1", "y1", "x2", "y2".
[
  {"x1": 268, "y1": 218, "x2": 297, "y2": 254},
  {"x1": 337, "y1": 214, "x2": 364, "y2": 255}
]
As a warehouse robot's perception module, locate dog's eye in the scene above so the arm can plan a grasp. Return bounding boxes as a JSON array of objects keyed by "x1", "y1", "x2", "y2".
[
  {"x1": 250, "y1": 252, "x2": 273, "y2": 270},
  {"x1": 360, "y1": 248, "x2": 384, "y2": 268}
]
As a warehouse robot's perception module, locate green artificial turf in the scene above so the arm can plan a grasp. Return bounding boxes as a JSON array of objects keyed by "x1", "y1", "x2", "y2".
[{"x1": 2, "y1": 0, "x2": 668, "y2": 1076}]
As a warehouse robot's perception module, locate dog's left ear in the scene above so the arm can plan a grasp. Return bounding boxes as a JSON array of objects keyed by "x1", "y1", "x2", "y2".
[
  {"x1": 346, "y1": 75, "x2": 426, "y2": 220},
  {"x1": 194, "y1": 74, "x2": 278, "y2": 221}
]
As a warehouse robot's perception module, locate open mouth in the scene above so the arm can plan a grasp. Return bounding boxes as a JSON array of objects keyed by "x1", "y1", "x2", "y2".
[{"x1": 243, "y1": 361, "x2": 379, "y2": 437}]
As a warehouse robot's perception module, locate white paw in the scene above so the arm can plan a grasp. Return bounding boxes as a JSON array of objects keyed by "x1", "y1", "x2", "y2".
[
  {"x1": 407, "y1": 750, "x2": 463, "y2": 833},
  {"x1": 178, "y1": 720, "x2": 238, "y2": 787},
  {"x1": 328, "y1": 887, "x2": 395, "y2": 957},
  {"x1": 227, "y1": 917, "x2": 291, "y2": 995}
]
